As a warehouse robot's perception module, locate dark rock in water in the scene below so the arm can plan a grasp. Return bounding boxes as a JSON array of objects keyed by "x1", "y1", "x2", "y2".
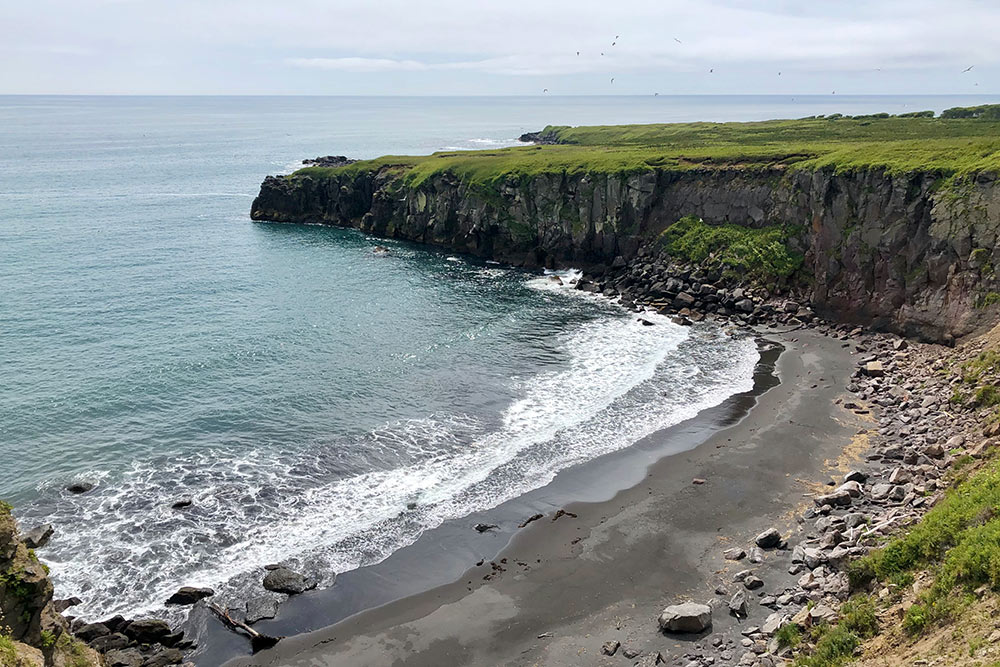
[
  {"x1": 165, "y1": 586, "x2": 214, "y2": 606},
  {"x1": 171, "y1": 497, "x2": 193, "y2": 510},
  {"x1": 66, "y1": 482, "x2": 95, "y2": 494},
  {"x1": 246, "y1": 596, "x2": 280, "y2": 624},
  {"x1": 22, "y1": 523, "x2": 54, "y2": 549},
  {"x1": 755, "y1": 528, "x2": 782, "y2": 549},
  {"x1": 474, "y1": 523, "x2": 498, "y2": 533},
  {"x1": 262, "y1": 567, "x2": 316, "y2": 595},
  {"x1": 53, "y1": 597, "x2": 83, "y2": 613},
  {"x1": 104, "y1": 648, "x2": 144, "y2": 667},
  {"x1": 638, "y1": 318, "x2": 654, "y2": 326},
  {"x1": 406, "y1": 501, "x2": 418, "y2": 510},
  {"x1": 75, "y1": 622, "x2": 111, "y2": 642},
  {"x1": 101, "y1": 615, "x2": 128, "y2": 634},
  {"x1": 124, "y1": 618, "x2": 172, "y2": 644},
  {"x1": 301, "y1": 156, "x2": 357, "y2": 168},
  {"x1": 90, "y1": 632, "x2": 130, "y2": 652}
]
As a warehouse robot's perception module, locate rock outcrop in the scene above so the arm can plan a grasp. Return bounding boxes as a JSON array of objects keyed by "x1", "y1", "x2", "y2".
[
  {"x1": 0, "y1": 504, "x2": 101, "y2": 666},
  {"x1": 251, "y1": 161, "x2": 1000, "y2": 342}
]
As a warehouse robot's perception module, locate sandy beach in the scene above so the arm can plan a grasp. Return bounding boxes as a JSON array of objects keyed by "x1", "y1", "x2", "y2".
[{"x1": 223, "y1": 327, "x2": 865, "y2": 667}]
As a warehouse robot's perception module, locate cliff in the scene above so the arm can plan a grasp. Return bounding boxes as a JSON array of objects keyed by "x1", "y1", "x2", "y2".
[
  {"x1": 251, "y1": 115, "x2": 1000, "y2": 342},
  {"x1": 0, "y1": 505, "x2": 100, "y2": 667}
]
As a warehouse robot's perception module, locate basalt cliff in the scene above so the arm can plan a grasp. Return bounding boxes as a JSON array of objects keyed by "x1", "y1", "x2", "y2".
[{"x1": 251, "y1": 123, "x2": 1000, "y2": 343}]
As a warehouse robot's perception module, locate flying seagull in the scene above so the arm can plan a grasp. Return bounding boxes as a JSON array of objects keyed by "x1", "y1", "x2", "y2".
[
  {"x1": 673, "y1": 37, "x2": 682, "y2": 44},
  {"x1": 610, "y1": 77, "x2": 615, "y2": 84},
  {"x1": 709, "y1": 68, "x2": 713, "y2": 73},
  {"x1": 576, "y1": 51, "x2": 580, "y2": 56},
  {"x1": 612, "y1": 41, "x2": 616, "y2": 46},
  {"x1": 963, "y1": 65, "x2": 974, "y2": 73},
  {"x1": 543, "y1": 88, "x2": 548, "y2": 93},
  {"x1": 654, "y1": 92, "x2": 659, "y2": 96}
]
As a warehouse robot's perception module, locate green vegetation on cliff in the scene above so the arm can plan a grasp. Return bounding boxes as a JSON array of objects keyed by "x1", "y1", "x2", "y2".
[
  {"x1": 293, "y1": 106, "x2": 1000, "y2": 189},
  {"x1": 848, "y1": 456, "x2": 1000, "y2": 634},
  {"x1": 658, "y1": 215, "x2": 803, "y2": 282}
]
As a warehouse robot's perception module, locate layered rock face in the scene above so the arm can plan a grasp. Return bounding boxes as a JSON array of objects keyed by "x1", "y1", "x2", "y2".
[
  {"x1": 1, "y1": 508, "x2": 101, "y2": 666},
  {"x1": 251, "y1": 166, "x2": 1000, "y2": 342}
]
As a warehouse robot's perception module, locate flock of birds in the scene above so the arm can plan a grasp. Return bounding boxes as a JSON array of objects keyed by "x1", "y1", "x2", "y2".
[{"x1": 540, "y1": 36, "x2": 981, "y2": 95}]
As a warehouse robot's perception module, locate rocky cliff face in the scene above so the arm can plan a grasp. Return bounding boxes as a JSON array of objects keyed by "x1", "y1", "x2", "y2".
[
  {"x1": 1, "y1": 507, "x2": 101, "y2": 667},
  {"x1": 251, "y1": 166, "x2": 1000, "y2": 342}
]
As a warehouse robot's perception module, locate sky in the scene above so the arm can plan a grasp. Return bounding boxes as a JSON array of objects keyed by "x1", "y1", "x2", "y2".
[{"x1": 2, "y1": 0, "x2": 998, "y2": 95}]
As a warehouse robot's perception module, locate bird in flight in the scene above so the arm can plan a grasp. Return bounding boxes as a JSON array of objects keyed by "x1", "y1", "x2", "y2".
[
  {"x1": 576, "y1": 51, "x2": 580, "y2": 56},
  {"x1": 654, "y1": 92, "x2": 659, "y2": 96},
  {"x1": 610, "y1": 77, "x2": 615, "y2": 84},
  {"x1": 778, "y1": 71, "x2": 782, "y2": 76},
  {"x1": 612, "y1": 41, "x2": 616, "y2": 46},
  {"x1": 673, "y1": 37, "x2": 682, "y2": 44},
  {"x1": 543, "y1": 88, "x2": 548, "y2": 93},
  {"x1": 963, "y1": 65, "x2": 974, "y2": 73},
  {"x1": 601, "y1": 52, "x2": 605, "y2": 56}
]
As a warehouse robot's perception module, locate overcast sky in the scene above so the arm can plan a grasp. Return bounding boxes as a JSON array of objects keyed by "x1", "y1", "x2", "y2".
[{"x1": 2, "y1": 0, "x2": 997, "y2": 95}]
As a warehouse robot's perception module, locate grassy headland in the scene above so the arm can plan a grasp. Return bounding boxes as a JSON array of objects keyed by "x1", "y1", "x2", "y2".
[{"x1": 293, "y1": 105, "x2": 1000, "y2": 189}]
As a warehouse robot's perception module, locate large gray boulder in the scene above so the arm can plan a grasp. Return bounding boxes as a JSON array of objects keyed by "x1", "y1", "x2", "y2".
[
  {"x1": 658, "y1": 602, "x2": 712, "y2": 633},
  {"x1": 262, "y1": 567, "x2": 316, "y2": 595}
]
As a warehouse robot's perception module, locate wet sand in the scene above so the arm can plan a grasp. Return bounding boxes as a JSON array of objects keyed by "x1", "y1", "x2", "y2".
[{"x1": 223, "y1": 327, "x2": 863, "y2": 667}]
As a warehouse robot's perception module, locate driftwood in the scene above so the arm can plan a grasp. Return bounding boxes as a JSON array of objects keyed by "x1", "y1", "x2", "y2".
[
  {"x1": 518, "y1": 513, "x2": 544, "y2": 528},
  {"x1": 208, "y1": 602, "x2": 282, "y2": 653}
]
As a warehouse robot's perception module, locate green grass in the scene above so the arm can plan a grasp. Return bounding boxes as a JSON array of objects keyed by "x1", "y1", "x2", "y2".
[
  {"x1": 849, "y1": 460, "x2": 1000, "y2": 634},
  {"x1": 0, "y1": 634, "x2": 16, "y2": 667},
  {"x1": 0, "y1": 502, "x2": 11, "y2": 517},
  {"x1": 793, "y1": 624, "x2": 861, "y2": 667},
  {"x1": 287, "y1": 110, "x2": 1000, "y2": 191},
  {"x1": 659, "y1": 215, "x2": 803, "y2": 282},
  {"x1": 776, "y1": 622, "x2": 802, "y2": 649}
]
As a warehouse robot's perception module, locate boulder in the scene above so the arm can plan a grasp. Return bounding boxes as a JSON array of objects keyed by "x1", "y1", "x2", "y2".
[
  {"x1": 22, "y1": 524, "x2": 54, "y2": 549},
  {"x1": 658, "y1": 602, "x2": 712, "y2": 633},
  {"x1": 262, "y1": 567, "x2": 316, "y2": 595},
  {"x1": 104, "y1": 649, "x2": 144, "y2": 667},
  {"x1": 90, "y1": 633, "x2": 130, "y2": 652},
  {"x1": 53, "y1": 597, "x2": 82, "y2": 613},
  {"x1": 723, "y1": 547, "x2": 746, "y2": 561},
  {"x1": 142, "y1": 648, "x2": 184, "y2": 667},
  {"x1": 844, "y1": 470, "x2": 867, "y2": 483},
  {"x1": 66, "y1": 482, "x2": 95, "y2": 494},
  {"x1": 755, "y1": 528, "x2": 781, "y2": 549},
  {"x1": 601, "y1": 640, "x2": 620, "y2": 656},
  {"x1": 245, "y1": 596, "x2": 279, "y2": 624},
  {"x1": 124, "y1": 618, "x2": 172, "y2": 644},
  {"x1": 863, "y1": 361, "x2": 884, "y2": 377},
  {"x1": 165, "y1": 586, "x2": 214, "y2": 606},
  {"x1": 814, "y1": 490, "x2": 852, "y2": 507},
  {"x1": 729, "y1": 590, "x2": 749, "y2": 617},
  {"x1": 75, "y1": 623, "x2": 110, "y2": 642},
  {"x1": 743, "y1": 575, "x2": 764, "y2": 590}
]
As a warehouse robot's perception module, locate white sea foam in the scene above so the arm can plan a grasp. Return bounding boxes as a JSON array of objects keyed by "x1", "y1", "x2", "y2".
[{"x1": 28, "y1": 283, "x2": 759, "y2": 623}]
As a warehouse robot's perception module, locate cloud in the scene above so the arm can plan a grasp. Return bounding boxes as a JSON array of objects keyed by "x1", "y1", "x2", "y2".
[
  {"x1": 287, "y1": 57, "x2": 430, "y2": 73},
  {"x1": 2, "y1": 0, "x2": 999, "y2": 93}
]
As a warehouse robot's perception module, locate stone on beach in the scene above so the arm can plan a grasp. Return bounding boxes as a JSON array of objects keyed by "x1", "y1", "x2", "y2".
[
  {"x1": 245, "y1": 596, "x2": 280, "y2": 624},
  {"x1": 729, "y1": 590, "x2": 749, "y2": 617},
  {"x1": 262, "y1": 567, "x2": 316, "y2": 595},
  {"x1": 755, "y1": 528, "x2": 781, "y2": 549},
  {"x1": 658, "y1": 602, "x2": 712, "y2": 633},
  {"x1": 601, "y1": 639, "x2": 620, "y2": 656},
  {"x1": 723, "y1": 547, "x2": 746, "y2": 561}
]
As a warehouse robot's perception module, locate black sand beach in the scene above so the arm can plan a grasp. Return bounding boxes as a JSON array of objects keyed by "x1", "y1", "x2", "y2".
[{"x1": 220, "y1": 327, "x2": 864, "y2": 666}]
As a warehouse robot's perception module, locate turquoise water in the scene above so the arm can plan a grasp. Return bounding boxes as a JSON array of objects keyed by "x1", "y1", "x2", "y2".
[{"x1": 0, "y1": 95, "x2": 991, "y2": 620}]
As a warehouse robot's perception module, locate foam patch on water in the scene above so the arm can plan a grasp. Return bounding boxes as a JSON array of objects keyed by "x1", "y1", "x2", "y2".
[{"x1": 19, "y1": 283, "x2": 758, "y2": 623}]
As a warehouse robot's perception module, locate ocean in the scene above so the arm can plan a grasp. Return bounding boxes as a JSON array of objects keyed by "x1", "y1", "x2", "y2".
[{"x1": 0, "y1": 94, "x2": 992, "y2": 621}]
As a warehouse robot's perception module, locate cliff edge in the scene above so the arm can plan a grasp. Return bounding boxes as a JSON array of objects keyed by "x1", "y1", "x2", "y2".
[{"x1": 252, "y1": 111, "x2": 1000, "y2": 342}]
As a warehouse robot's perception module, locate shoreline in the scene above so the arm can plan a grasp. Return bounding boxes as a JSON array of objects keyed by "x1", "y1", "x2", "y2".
[
  {"x1": 219, "y1": 326, "x2": 864, "y2": 666},
  {"x1": 187, "y1": 331, "x2": 783, "y2": 665}
]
